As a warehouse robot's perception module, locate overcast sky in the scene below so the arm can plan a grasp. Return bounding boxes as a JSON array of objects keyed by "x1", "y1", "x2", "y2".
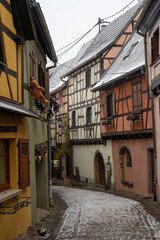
[{"x1": 38, "y1": 0, "x2": 141, "y2": 66}]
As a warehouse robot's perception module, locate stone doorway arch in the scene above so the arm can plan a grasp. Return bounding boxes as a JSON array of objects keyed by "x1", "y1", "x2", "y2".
[{"x1": 94, "y1": 152, "x2": 105, "y2": 185}]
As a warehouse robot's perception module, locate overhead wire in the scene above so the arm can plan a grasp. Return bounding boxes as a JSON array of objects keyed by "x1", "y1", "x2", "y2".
[
  {"x1": 56, "y1": 32, "x2": 93, "y2": 53},
  {"x1": 54, "y1": 0, "x2": 136, "y2": 61},
  {"x1": 103, "y1": 0, "x2": 135, "y2": 20},
  {"x1": 57, "y1": 23, "x2": 97, "y2": 59}
]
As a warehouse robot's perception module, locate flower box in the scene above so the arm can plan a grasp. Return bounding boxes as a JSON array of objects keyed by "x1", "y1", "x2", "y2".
[
  {"x1": 127, "y1": 114, "x2": 140, "y2": 122},
  {"x1": 102, "y1": 120, "x2": 112, "y2": 126}
]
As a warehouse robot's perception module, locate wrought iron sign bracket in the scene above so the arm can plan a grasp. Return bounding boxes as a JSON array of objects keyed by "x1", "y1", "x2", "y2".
[{"x1": 0, "y1": 197, "x2": 31, "y2": 215}]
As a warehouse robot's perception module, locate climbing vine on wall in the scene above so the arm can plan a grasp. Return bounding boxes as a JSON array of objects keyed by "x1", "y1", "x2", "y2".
[{"x1": 56, "y1": 114, "x2": 72, "y2": 158}]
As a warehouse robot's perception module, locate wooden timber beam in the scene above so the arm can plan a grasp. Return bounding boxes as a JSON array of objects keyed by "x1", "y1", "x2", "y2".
[
  {"x1": 102, "y1": 130, "x2": 153, "y2": 140},
  {"x1": 0, "y1": 126, "x2": 17, "y2": 132}
]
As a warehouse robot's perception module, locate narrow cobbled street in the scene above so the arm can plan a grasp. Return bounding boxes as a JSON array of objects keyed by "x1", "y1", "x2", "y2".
[{"x1": 51, "y1": 186, "x2": 160, "y2": 240}]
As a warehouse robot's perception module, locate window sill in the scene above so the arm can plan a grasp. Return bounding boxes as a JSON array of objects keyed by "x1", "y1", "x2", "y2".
[
  {"x1": 70, "y1": 128, "x2": 77, "y2": 132},
  {"x1": 106, "y1": 116, "x2": 114, "y2": 120},
  {"x1": 132, "y1": 110, "x2": 142, "y2": 115},
  {"x1": 0, "y1": 189, "x2": 22, "y2": 204}
]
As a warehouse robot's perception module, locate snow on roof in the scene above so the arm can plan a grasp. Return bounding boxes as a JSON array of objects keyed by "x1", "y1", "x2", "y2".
[
  {"x1": 65, "y1": 2, "x2": 144, "y2": 75},
  {"x1": 92, "y1": 32, "x2": 145, "y2": 91},
  {"x1": 49, "y1": 58, "x2": 74, "y2": 94}
]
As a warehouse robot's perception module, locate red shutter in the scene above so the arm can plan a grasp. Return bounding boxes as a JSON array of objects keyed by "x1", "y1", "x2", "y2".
[{"x1": 18, "y1": 139, "x2": 30, "y2": 189}]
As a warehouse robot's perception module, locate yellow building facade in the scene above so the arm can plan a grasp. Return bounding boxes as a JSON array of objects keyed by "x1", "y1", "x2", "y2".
[{"x1": 0, "y1": 0, "x2": 32, "y2": 239}]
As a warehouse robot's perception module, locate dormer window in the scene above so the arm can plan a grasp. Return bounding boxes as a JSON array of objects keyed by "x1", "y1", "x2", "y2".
[{"x1": 123, "y1": 41, "x2": 139, "y2": 60}]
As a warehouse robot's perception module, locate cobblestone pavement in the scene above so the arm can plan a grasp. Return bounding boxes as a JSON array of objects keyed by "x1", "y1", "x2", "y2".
[{"x1": 51, "y1": 186, "x2": 160, "y2": 240}]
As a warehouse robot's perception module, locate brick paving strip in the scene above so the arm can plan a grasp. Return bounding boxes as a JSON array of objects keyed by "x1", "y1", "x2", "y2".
[
  {"x1": 15, "y1": 190, "x2": 68, "y2": 240},
  {"x1": 15, "y1": 185, "x2": 160, "y2": 240}
]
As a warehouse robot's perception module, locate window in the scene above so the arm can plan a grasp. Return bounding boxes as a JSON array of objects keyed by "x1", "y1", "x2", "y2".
[
  {"x1": 86, "y1": 107, "x2": 92, "y2": 124},
  {"x1": 59, "y1": 92, "x2": 63, "y2": 106},
  {"x1": 38, "y1": 62, "x2": 45, "y2": 87},
  {"x1": 38, "y1": 62, "x2": 49, "y2": 101},
  {"x1": 123, "y1": 41, "x2": 139, "y2": 60},
  {"x1": 107, "y1": 94, "x2": 113, "y2": 117},
  {"x1": 72, "y1": 111, "x2": 76, "y2": 127},
  {"x1": 133, "y1": 82, "x2": 142, "y2": 112},
  {"x1": 29, "y1": 47, "x2": 36, "y2": 78},
  {"x1": 86, "y1": 69, "x2": 91, "y2": 88},
  {"x1": 104, "y1": 93, "x2": 116, "y2": 118},
  {"x1": 151, "y1": 28, "x2": 159, "y2": 63},
  {"x1": 0, "y1": 140, "x2": 10, "y2": 192}
]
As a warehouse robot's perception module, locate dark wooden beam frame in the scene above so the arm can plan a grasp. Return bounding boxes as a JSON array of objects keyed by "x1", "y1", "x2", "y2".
[{"x1": 0, "y1": 126, "x2": 17, "y2": 132}]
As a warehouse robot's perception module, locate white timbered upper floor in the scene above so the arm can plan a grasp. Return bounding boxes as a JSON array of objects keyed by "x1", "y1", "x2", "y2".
[
  {"x1": 68, "y1": 59, "x2": 101, "y2": 140},
  {"x1": 55, "y1": 8, "x2": 143, "y2": 142}
]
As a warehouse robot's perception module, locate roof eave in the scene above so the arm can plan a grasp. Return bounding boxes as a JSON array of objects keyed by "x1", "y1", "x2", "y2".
[
  {"x1": 136, "y1": 0, "x2": 160, "y2": 36},
  {"x1": 62, "y1": 56, "x2": 97, "y2": 78},
  {"x1": 31, "y1": 2, "x2": 57, "y2": 63},
  {"x1": 91, "y1": 65, "x2": 145, "y2": 92},
  {"x1": 10, "y1": 0, "x2": 37, "y2": 40}
]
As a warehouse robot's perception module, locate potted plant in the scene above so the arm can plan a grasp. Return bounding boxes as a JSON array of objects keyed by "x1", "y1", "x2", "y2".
[{"x1": 35, "y1": 145, "x2": 47, "y2": 162}]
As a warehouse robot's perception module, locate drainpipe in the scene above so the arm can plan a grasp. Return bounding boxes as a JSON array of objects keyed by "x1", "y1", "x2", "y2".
[
  {"x1": 48, "y1": 115, "x2": 53, "y2": 206},
  {"x1": 152, "y1": 98, "x2": 157, "y2": 201},
  {"x1": 144, "y1": 35, "x2": 157, "y2": 201},
  {"x1": 47, "y1": 65, "x2": 56, "y2": 206}
]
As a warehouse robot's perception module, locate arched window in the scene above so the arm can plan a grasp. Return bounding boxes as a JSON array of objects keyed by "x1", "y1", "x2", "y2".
[{"x1": 119, "y1": 146, "x2": 132, "y2": 167}]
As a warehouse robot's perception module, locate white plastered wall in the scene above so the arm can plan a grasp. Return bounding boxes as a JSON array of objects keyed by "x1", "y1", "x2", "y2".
[{"x1": 73, "y1": 141, "x2": 114, "y2": 185}]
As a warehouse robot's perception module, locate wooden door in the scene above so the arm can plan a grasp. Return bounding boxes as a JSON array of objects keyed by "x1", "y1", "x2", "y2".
[{"x1": 99, "y1": 157, "x2": 105, "y2": 185}]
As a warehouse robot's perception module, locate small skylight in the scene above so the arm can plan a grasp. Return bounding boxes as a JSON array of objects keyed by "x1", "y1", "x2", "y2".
[{"x1": 123, "y1": 41, "x2": 139, "y2": 60}]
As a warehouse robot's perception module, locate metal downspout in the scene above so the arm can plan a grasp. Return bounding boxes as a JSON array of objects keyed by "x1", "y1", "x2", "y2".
[
  {"x1": 48, "y1": 115, "x2": 53, "y2": 206},
  {"x1": 144, "y1": 35, "x2": 157, "y2": 201}
]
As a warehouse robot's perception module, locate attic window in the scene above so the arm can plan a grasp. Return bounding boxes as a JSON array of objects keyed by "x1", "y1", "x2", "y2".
[{"x1": 123, "y1": 41, "x2": 139, "y2": 60}]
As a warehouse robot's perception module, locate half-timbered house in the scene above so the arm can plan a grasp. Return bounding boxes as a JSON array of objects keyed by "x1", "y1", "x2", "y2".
[
  {"x1": 50, "y1": 59, "x2": 73, "y2": 184},
  {"x1": 61, "y1": 3, "x2": 145, "y2": 187},
  {"x1": 0, "y1": 0, "x2": 36, "y2": 238},
  {"x1": 137, "y1": 0, "x2": 160, "y2": 200},
  {"x1": 10, "y1": 0, "x2": 57, "y2": 225},
  {"x1": 92, "y1": 31, "x2": 153, "y2": 196}
]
